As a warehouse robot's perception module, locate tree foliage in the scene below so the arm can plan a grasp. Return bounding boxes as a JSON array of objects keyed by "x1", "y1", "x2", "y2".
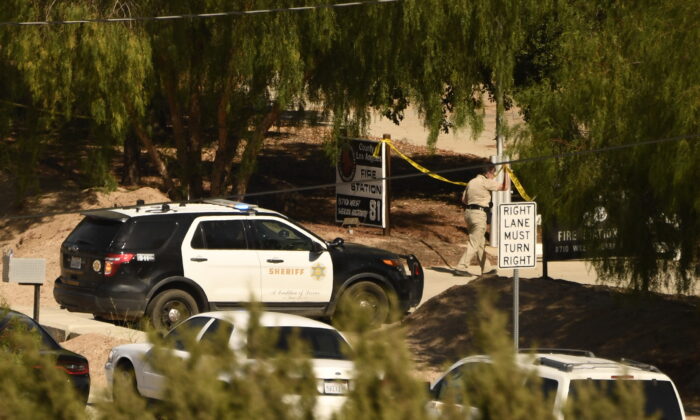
[
  {"x1": 0, "y1": 0, "x2": 697, "y2": 290},
  {"x1": 513, "y1": 0, "x2": 700, "y2": 292},
  {"x1": 0, "y1": 0, "x2": 336, "y2": 199}
]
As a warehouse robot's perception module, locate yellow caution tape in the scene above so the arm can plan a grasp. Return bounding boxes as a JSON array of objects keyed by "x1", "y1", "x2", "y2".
[
  {"x1": 373, "y1": 138, "x2": 467, "y2": 186},
  {"x1": 505, "y1": 166, "x2": 534, "y2": 201},
  {"x1": 373, "y1": 137, "x2": 534, "y2": 201}
]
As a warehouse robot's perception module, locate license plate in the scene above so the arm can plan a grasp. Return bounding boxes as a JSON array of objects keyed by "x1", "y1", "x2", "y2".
[
  {"x1": 70, "y1": 256, "x2": 82, "y2": 270},
  {"x1": 323, "y1": 380, "x2": 348, "y2": 395}
]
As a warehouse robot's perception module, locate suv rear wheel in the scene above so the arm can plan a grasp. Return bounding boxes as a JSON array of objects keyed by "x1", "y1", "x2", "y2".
[{"x1": 146, "y1": 289, "x2": 198, "y2": 330}]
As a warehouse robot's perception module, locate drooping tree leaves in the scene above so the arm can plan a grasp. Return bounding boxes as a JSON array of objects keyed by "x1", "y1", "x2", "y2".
[{"x1": 513, "y1": 0, "x2": 700, "y2": 292}]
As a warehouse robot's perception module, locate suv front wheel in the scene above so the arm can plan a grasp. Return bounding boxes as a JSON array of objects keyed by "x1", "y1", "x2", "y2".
[
  {"x1": 146, "y1": 289, "x2": 198, "y2": 330},
  {"x1": 335, "y1": 281, "x2": 389, "y2": 329}
]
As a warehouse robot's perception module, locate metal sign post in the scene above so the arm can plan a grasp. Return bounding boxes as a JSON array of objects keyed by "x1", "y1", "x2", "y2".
[
  {"x1": 513, "y1": 268, "x2": 519, "y2": 350},
  {"x1": 498, "y1": 202, "x2": 537, "y2": 351}
]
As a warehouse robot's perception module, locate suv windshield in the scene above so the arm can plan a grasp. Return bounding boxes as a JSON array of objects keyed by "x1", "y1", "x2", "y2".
[
  {"x1": 65, "y1": 217, "x2": 123, "y2": 249},
  {"x1": 568, "y1": 379, "x2": 683, "y2": 420}
]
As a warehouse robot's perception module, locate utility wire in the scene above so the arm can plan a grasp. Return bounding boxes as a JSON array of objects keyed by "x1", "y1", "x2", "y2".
[
  {"x1": 2, "y1": 133, "x2": 696, "y2": 222},
  {"x1": 0, "y1": 0, "x2": 401, "y2": 27}
]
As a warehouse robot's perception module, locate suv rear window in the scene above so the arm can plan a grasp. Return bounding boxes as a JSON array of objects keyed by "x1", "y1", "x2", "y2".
[
  {"x1": 65, "y1": 217, "x2": 123, "y2": 249},
  {"x1": 115, "y1": 220, "x2": 178, "y2": 250}
]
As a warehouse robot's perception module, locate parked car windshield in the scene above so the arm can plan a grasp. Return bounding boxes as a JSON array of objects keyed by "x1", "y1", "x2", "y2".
[{"x1": 0, "y1": 312, "x2": 60, "y2": 351}]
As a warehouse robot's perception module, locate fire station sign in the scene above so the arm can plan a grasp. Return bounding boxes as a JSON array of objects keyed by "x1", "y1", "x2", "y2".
[
  {"x1": 498, "y1": 202, "x2": 537, "y2": 268},
  {"x1": 335, "y1": 138, "x2": 387, "y2": 228}
]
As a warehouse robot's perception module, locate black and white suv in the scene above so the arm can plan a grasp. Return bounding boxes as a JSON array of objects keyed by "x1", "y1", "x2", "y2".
[{"x1": 53, "y1": 199, "x2": 423, "y2": 329}]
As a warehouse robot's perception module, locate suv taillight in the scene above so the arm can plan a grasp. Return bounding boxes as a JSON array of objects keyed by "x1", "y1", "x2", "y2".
[{"x1": 104, "y1": 253, "x2": 135, "y2": 277}]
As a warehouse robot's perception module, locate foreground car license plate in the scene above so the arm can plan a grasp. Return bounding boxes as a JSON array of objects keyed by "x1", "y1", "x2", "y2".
[
  {"x1": 70, "y1": 256, "x2": 82, "y2": 269},
  {"x1": 323, "y1": 380, "x2": 348, "y2": 395}
]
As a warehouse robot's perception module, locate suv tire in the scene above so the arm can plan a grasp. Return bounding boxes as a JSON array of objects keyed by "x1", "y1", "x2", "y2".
[
  {"x1": 147, "y1": 289, "x2": 198, "y2": 330},
  {"x1": 336, "y1": 281, "x2": 389, "y2": 328}
]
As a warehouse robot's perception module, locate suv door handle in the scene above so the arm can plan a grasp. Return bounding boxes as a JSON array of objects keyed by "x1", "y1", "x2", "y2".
[
  {"x1": 190, "y1": 257, "x2": 208, "y2": 262},
  {"x1": 266, "y1": 259, "x2": 284, "y2": 264}
]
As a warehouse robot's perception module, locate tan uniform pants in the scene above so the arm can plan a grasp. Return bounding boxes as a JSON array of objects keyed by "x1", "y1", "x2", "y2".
[{"x1": 456, "y1": 209, "x2": 493, "y2": 274}]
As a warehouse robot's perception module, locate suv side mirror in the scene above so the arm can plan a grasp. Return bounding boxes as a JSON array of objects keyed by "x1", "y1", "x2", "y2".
[
  {"x1": 310, "y1": 242, "x2": 325, "y2": 254},
  {"x1": 328, "y1": 237, "x2": 344, "y2": 248}
]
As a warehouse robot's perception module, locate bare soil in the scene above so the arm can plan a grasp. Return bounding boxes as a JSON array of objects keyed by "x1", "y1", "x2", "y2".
[{"x1": 0, "y1": 126, "x2": 698, "y2": 415}]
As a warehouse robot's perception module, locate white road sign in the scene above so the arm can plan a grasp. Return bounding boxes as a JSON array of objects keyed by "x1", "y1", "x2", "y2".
[{"x1": 498, "y1": 202, "x2": 537, "y2": 268}]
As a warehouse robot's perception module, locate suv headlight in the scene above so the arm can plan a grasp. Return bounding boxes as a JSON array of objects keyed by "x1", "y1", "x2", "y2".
[{"x1": 381, "y1": 258, "x2": 407, "y2": 274}]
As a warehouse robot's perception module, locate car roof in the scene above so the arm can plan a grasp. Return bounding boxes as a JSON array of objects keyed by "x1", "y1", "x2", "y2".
[
  {"x1": 526, "y1": 353, "x2": 670, "y2": 380},
  {"x1": 193, "y1": 310, "x2": 340, "y2": 331},
  {"x1": 82, "y1": 199, "x2": 284, "y2": 220},
  {"x1": 440, "y1": 350, "x2": 672, "y2": 383}
]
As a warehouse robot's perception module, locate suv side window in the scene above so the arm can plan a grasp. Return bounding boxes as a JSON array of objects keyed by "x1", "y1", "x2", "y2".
[
  {"x1": 434, "y1": 366, "x2": 464, "y2": 403},
  {"x1": 435, "y1": 362, "x2": 486, "y2": 404},
  {"x1": 250, "y1": 220, "x2": 312, "y2": 251},
  {"x1": 191, "y1": 220, "x2": 247, "y2": 250}
]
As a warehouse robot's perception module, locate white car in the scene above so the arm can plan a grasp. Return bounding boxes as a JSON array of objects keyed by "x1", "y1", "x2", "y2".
[
  {"x1": 105, "y1": 311, "x2": 354, "y2": 418},
  {"x1": 427, "y1": 349, "x2": 685, "y2": 420}
]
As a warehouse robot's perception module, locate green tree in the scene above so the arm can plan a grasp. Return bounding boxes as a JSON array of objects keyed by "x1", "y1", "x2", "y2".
[
  {"x1": 1, "y1": 1, "x2": 338, "y2": 201},
  {"x1": 513, "y1": 0, "x2": 700, "y2": 292},
  {"x1": 0, "y1": 1, "x2": 152, "y2": 199},
  {"x1": 130, "y1": 0, "x2": 338, "y2": 199}
]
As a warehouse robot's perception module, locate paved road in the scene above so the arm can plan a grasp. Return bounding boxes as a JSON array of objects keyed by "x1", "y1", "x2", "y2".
[{"x1": 13, "y1": 258, "x2": 600, "y2": 346}]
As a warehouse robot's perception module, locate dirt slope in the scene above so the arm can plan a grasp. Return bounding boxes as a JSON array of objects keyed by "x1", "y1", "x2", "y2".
[
  {"x1": 0, "y1": 187, "x2": 170, "y2": 309},
  {"x1": 403, "y1": 276, "x2": 700, "y2": 412}
]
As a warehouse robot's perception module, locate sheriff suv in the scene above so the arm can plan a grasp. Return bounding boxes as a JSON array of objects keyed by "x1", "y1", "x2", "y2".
[{"x1": 54, "y1": 199, "x2": 423, "y2": 329}]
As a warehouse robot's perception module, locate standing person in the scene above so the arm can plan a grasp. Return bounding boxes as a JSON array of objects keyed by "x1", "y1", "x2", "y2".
[{"x1": 454, "y1": 162, "x2": 510, "y2": 277}]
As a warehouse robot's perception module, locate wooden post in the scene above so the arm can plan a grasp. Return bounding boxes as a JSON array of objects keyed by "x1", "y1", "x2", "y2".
[
  {"x1": 542, "y1": 218, "x2": 549, "y2": 279},
  {"x1": 382, "y1": 134, "x2": 391, "y2": 236},
  {"x1": 33, "y1": 284, "x2": 41, "y2": 322}
]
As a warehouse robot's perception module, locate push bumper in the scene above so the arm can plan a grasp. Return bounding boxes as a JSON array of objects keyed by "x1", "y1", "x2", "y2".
[
  {"x1": 393, "y1": 254, "x2": 424, "y2": 313},
  {"x1": 405, "y1": 254, "x2": 424, "y2": 308}
]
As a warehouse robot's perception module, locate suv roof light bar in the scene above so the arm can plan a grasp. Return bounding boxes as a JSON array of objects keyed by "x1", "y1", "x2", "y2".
[
  {"x1": 203, "y1": 199, "x2": 258, "y2": 213},
  {"x1": 620, "y1": 358, "x2": 661, "y2": 373},
  {"x1": 520, "y1": 348, "x2": 595, "y2": 357},
  {"x1": 538, "y1": 357, "x2": 575, "y2": 372}
]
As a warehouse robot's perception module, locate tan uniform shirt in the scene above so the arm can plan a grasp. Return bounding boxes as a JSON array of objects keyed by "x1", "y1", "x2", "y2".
[{"x1": 463, "y1": 174, "x2": 501, "y2": 207}]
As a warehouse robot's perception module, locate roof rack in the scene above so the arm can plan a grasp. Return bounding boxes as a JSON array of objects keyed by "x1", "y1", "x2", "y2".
[
  {"x1": 519, "y1": 348, "x2": 595, "y2": 357},
  {"x1": 620, "y1": 358, "x2": 661, "y2": 373},
  {"x1": 538, "y1": 357, "x2": 575, "y2": 372}
]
